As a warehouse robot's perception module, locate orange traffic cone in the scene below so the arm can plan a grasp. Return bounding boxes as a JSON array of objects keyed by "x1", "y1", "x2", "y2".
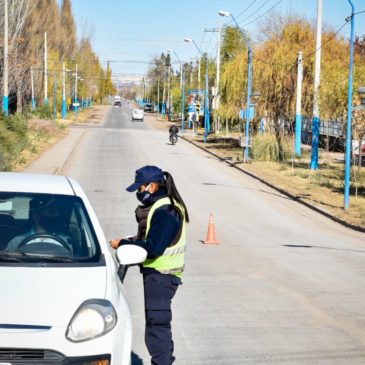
[{"x1": 203, "y1": 213, "x2": 219, "y2": 244}]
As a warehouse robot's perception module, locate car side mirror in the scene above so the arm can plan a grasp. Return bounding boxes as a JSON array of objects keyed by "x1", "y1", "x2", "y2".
[{"x1": 116, "y1": 245, "x2": 147, "y2": 282}]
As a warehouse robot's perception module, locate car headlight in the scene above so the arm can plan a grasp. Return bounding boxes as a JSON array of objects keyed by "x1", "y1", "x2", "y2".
[{"x1": 66, "y1": 299, "x2": 117, "y2": 342}]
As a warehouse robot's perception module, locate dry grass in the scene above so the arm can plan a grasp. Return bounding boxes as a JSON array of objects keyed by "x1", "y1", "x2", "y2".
[
  {"x1": 186, "y1": 132, "x2": 365, "y2": 228},
  {"x1": 12, "y1": 119, "x2": 65, "y2": 171},
  {"x1": 13, "y1": 106, "x2": 106, "y2": 171}
]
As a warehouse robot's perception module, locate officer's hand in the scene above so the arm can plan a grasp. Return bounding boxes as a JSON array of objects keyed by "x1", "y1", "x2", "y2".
[{"x1": 109, "y1": 239, "x2": 121, "y2": 249}]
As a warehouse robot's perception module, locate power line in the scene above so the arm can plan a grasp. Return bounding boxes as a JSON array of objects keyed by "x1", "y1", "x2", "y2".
[
  {"x1": 235, "y1": 0, "x2": 259, "y2": 20},
  {"x1": 240, "y1": 0, "x2": 283, "y2": 27},
  {"x1": 238, "y1": 0, "x2": 273, "y2": 25},
  {"x1": 353, "y1": 10, "x2": 365, "y2": 16}
]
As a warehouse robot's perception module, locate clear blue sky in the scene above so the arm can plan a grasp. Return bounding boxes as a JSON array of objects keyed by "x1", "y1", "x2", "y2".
[{"x1": 70, "y1": 0, "x2": 365, "y2": 82}]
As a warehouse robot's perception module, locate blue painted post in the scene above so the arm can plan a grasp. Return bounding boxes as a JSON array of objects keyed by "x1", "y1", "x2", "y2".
[
  {"x1": 344, "y1": 0, "x2": 355, "y2": 209},
  {"x1": 61, "y1": 62, "x2": 66, "y2": 119},
  {"x1": 295, "y1": 52, "x2": 303, "y2": 157},
  {"x1": 3, "y1": 0, "x2": 8, "y2": 116},
  {"x1": 2, "y1": 96, "x2": 8, "y2": 116},
  {"x1": 310, "y1": 117, "x2": 319, "y2": 169}
]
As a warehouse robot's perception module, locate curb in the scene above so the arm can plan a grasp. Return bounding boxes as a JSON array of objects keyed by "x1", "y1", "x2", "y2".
[{"x1": 180, "y1": 135, "x2": 365, "y2": 234}]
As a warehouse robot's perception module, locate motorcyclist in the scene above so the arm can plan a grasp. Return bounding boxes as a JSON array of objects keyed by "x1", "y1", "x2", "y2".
[{"x1": 169, "y1": 124, "x2": 179, "y2": 144}]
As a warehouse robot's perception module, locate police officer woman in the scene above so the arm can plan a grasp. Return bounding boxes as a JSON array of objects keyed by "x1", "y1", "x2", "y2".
[{"x1": 110, "y1": 165, "x2": 189, "y2": 365}]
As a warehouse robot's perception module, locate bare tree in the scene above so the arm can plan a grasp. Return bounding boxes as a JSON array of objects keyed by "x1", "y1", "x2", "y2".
[{"x1": 0, "y1": 0, "x2": 34, "y2": 111}]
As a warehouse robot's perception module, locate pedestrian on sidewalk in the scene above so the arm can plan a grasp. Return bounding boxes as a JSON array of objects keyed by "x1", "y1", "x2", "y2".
[{"x1": 110, "y1": 165, "x2": 189, "y2": 365}]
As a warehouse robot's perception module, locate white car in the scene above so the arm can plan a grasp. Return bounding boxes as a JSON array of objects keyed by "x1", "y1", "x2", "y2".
[
  {"x1": 0, "y1": 172, "x2": 146, "y2": 365},
  {"x1": 131, "y1": 109, "x2": 144, "y2": 121}
]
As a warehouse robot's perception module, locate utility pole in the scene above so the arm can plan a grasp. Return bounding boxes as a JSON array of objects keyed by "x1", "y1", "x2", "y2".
[
  {"x1": 62, "y1": 62, "x2": 66, "y2": 119},
  {"x1": 219, "y1": 11, "x2": 253, "y2": 162},
  {"x1": 295, "y1": 52, "x2": 303, "y2": 157},
  {"x1": 310, "y1": 0, "x2": 323, "y2": 170},
  {"x1": 3, "y1": 0, "x2": 9, "y2": 115},
  {"x1": 31, "y1": 66, "x2": 35, "y2": 111},
  {"x1": 44, "y1": 32, "x2": 48, "y2": 105}
]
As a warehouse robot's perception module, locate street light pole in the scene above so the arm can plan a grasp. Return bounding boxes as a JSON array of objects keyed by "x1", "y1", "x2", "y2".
[
  {"x1": 184, "y1": 38, "x2": 210, "y2": 143},
  {"x1": 344, "y1": 0, "x2": 355, "y2": 209},
  {"x1": 219, "y1": 10, "x2": 253, "y2": 162},
  {"x1": 310, "y1": 0, "x2": 323, "y2": 170},
  {"x1": 216, "y1": 15, "x2": 222, "y2": 132}
]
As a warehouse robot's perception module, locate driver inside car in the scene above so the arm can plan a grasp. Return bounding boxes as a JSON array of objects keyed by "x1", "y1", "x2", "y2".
[{"x1": 6, "y1": 197, "x2": 72, "y2": 254}]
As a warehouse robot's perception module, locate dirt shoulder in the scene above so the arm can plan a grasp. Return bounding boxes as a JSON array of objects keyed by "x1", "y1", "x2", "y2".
[
  {"x1": 14, "y1": 105, "x2": 110, "y2": 172},
  {"x1": 189, "y1": 136, "x2": 365, "y2": 230},
  {"x1": 146, "y1": 115, "x2": 365, "y2": 230}
]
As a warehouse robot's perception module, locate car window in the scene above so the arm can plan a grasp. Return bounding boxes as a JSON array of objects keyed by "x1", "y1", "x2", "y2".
[{"x1": 0, "y1": 193, "x2": 102, "y2": 264}]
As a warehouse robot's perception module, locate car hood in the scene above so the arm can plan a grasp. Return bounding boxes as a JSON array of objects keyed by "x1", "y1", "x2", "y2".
[{"x1": 0, "y1": 266, "x2": 107, "y2": 327}]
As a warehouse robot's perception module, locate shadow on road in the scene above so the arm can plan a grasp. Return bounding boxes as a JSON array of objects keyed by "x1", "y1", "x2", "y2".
[
  {"x1": 283, "y1": 244, "x2": 365, "y2": 254},
  {"x1": 131, "y1": 352, "x2": 144, "y2": 365}
]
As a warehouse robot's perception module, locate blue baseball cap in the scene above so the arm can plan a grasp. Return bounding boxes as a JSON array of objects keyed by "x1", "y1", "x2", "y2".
[{"x1": 126, "y1": 165, "x2": 164, "y2": 192}]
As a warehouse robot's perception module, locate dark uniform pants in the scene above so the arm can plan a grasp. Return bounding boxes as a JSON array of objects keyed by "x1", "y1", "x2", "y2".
[{"x1": 143, "y1": 273, "x2": 181, "y2": 365}]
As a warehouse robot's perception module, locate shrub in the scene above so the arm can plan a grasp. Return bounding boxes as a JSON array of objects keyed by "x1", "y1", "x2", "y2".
[
  {"x1": 252, "y1": 133, "x2": 279, "y2": 161},
  {"x1": 0, "y1": 118, "x2": 28, "y2": 170},
  {"x1": 34, "y1": 105, "x2": 52, "y2": 119},
  {"x1": 252, "y1": 133, "x2": 294, "y2": 162}
]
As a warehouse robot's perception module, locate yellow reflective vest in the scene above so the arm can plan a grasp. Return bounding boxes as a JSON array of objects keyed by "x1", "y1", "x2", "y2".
[{"x1": 143, "y1": 197, "x2": 186, "y2": 278}]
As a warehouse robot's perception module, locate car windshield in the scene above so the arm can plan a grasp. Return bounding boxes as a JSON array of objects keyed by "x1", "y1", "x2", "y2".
[{"x1": 0, "y1": 193, "x2": 102, "y2": 264}]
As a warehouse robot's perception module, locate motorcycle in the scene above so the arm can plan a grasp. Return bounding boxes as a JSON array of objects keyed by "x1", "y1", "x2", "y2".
[{"x1": 169, "y1": 134, "x2": 178, "y2": 145}]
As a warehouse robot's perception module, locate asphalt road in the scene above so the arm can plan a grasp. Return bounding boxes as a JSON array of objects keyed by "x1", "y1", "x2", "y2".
[{"x1": 33, "y1": 103, "x2": 365, "y2": 364}]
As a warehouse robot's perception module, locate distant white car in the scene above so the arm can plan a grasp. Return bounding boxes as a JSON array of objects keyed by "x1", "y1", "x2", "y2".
[
  {"x1": 0, "y1": 172, "x2": 147, "y2": 365},
  {"x1": 131, "y1": 108, "x2": 144, "y2": 121}
]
